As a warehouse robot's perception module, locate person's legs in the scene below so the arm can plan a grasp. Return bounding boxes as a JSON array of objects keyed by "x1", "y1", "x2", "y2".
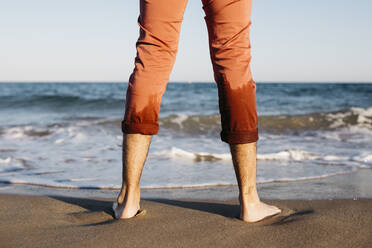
[
  {"x1": 201, "y1": 0, "x2": 280, "y2": 222},
  {"x1": 114, "y1": 0, "x2": 188, "y2": 219}
]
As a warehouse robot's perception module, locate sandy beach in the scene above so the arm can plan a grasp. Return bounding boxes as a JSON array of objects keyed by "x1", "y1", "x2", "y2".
[
  {"x1": 0, "y1": 194, "x2": 371, "y2": 248},
  {"x1": 1, "y1": 169, "x2": 372, "y2": 248}
]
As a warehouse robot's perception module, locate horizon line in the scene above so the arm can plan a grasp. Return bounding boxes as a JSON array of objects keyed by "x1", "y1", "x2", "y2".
[{"x1": 1, "y1": 81, "x2": 372, "y2": 84}]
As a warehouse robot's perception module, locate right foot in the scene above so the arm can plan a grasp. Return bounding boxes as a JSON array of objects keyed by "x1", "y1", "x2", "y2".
[{"x1": 240, "y1": 201, "x2": 281, "y2": 223}]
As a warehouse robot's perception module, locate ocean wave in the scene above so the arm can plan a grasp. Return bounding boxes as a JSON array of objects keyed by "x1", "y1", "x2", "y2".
[
  {"x1": 0, "y1": 107, "x2": 371, "y2": 140},
  {"x1": 0, "y1": 95, "x2": 124, "y2": 109},
  {"x1": 151, "y1": 147, "x2": 372, "y2": 167},
  {"x1": 0, "y1": 169, "x2": 357, "y2": 190},
  {"x1": 1, "y1": 126, "x2": 53, "y2": 139},
  {"x1": 152, "y1": 147, "x2": 231, "y2": 162},
  {"x1": 159, "y1": 107, "x2": 372, "y2": 134},
  {"x1": 0, "y1": 157, "x2": 29, "y2": 173},
  {"x1": 151, "y1": 147, "x2": 320, "y2": 162},
  {"x1": 0, "y1": 125, "x2": 88, "y2": 144}
]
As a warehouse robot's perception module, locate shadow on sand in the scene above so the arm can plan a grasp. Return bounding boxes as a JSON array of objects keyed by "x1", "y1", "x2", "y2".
[{"x1": 49, "y1": 195, "x2": 314, "y2": 227}]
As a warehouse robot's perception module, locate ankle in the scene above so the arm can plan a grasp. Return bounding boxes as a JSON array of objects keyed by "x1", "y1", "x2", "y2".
[
  {"x1": 240, "y1": 197, "x2": 260, "y2": 207},
  {"x1": 117, "y1": 186, "x2": 127, "y2": 202},
  {"x1": 125, "y1": 186, "x2": 141, "y2": 202},
  {"x1": 239, "y1": 188, "x2": 260, "y2": 205}
]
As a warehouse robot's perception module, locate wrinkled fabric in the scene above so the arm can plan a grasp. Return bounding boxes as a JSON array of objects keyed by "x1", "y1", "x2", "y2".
[{"x1": 122, "y1": 0, "x2": 258, "y2": 144}]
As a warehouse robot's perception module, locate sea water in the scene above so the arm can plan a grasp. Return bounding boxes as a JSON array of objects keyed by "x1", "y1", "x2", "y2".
[{"x1": 0, "y1": 82, "x2": 371, "y2": 189}]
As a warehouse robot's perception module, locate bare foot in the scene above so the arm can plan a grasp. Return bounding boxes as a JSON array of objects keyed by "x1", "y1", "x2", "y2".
[
  {"x1": 113, "y1": 202, "x2": 140, "y2": 219},
  {"x1": 113, "y1": 188, "x2": 141, "y2": 219},
  {"x1": 240, "y1": 201, "x2": 281, "y2": 223}
]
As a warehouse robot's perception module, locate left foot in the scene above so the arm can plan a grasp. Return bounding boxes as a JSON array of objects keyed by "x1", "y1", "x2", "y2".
[{"x1": 112, "y1": 202, "x2": 140, "y2": 219}]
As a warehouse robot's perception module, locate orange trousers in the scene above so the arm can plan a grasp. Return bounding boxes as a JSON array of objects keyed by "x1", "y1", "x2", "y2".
[{"x1": 122, "y1": 0, "x2": 258, "y2": 144}]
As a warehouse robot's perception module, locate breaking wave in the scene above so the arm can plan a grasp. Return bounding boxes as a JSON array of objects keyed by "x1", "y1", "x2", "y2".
[
  {"x1": 1, "y1": 107, "x2": 371, "y2": 139},
  {"x1": 159, "y1": 107, "x2": 372, "y2": 134},
  {"x1": 151, "y1": 147, "x2": 372, "y2": 166}
]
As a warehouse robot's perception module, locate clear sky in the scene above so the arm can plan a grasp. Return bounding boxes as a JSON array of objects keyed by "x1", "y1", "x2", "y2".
[{"x1": 1, "y1": 0, "x2": 371, "y2": 82}]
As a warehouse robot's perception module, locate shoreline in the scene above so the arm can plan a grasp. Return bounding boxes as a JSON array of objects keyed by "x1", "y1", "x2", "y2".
[{"x1": 1, "y1": 168, "x2": 371, "y2": 201}]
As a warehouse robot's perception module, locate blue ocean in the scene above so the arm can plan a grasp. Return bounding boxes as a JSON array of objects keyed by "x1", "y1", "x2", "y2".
[{"x1": 0, "y1": 82, "x2": 371, "y2": 189}]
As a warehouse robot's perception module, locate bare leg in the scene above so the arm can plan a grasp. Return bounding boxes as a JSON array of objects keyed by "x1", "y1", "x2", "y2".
[
  {"x1": 114, "y1": 133, "x2": 152, "y2": 219},
  {"x1": 229, "y1": 142, "x2": 281, "y2": 222}
]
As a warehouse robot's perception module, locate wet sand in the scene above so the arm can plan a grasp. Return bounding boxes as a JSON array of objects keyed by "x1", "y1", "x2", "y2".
[
  {"x1": 2, "y1": 168, "x2": 372, "y2": 201},
  {"x1": 1, "y1": 194, "x2": 371, "y2": 248}
]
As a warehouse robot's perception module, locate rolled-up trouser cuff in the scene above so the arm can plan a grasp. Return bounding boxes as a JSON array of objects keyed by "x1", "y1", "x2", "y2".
[
  {"x1": 121, "y1": 121, "x2": 159, "y2": 135},
  {"x1": 220, "y1": 128, "x2": 259, "y2": 144}
]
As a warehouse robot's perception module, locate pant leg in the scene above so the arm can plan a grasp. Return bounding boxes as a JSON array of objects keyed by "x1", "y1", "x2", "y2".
[
  {"x1": 202, "y1": 0, "x2": 258, "y2": 144},
  {"x1": 122, "y1": 0, "x2": 188, "y2": 135}
]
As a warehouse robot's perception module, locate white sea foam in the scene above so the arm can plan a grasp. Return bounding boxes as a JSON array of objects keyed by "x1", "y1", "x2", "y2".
[
  {"x1": 256, "y1": 169, "x2": 357, "y2": 184},
  {"x1": 151, "y1": 147, "x2": 231, "y2": 161},
  {"x1": 172, "y1": 114, "x2": 188, "y2": 128},
  {"x1": 352, "y1": 107, "x2": 372, "y2": 125},
  {"x1": 352, "y1": 154, "x2": 372, "y2": 164},
  {"x1": 257, "y1": 149, "x2": 319, "y2": 161},
  {"x1": 1, "y1": 124, "x2": 88, "y2": 145},
  {"x1": 325, "y1": 107, "x2": 372, "y2": 129},
  {"x1": 0, "y1": 158, "x2": 26, "y2": 173},
  {"x1": 55, "y1": 138, "x2": 64, "y2": 144},
  {"x1": 0, "y1": 177, "x2": 119, "y2": 190},
  {"x1": 60, "y1": 126, "x2": 87, "y2": 143},
  {"x1": 323, "y1": 155, "x2": 348, "y2": 161},
  {"x1": 0, "y1": 157, "x2": 11, "y2": 164},
  {"x1": 0, "y1": 169, "x2": 357, "y2": 190},
  {"x1": 3, "y1": 126, "x2": 31, "y2": 139},
  {"x1": 68, "y1": 177, "x2": 100, "y2": 182},
  {"x1": 151, "y1": 146, "x2": 372, "y2": 168},
  {"x1": 153, "y1": 147, "x2": 321, "y2": 162}
]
